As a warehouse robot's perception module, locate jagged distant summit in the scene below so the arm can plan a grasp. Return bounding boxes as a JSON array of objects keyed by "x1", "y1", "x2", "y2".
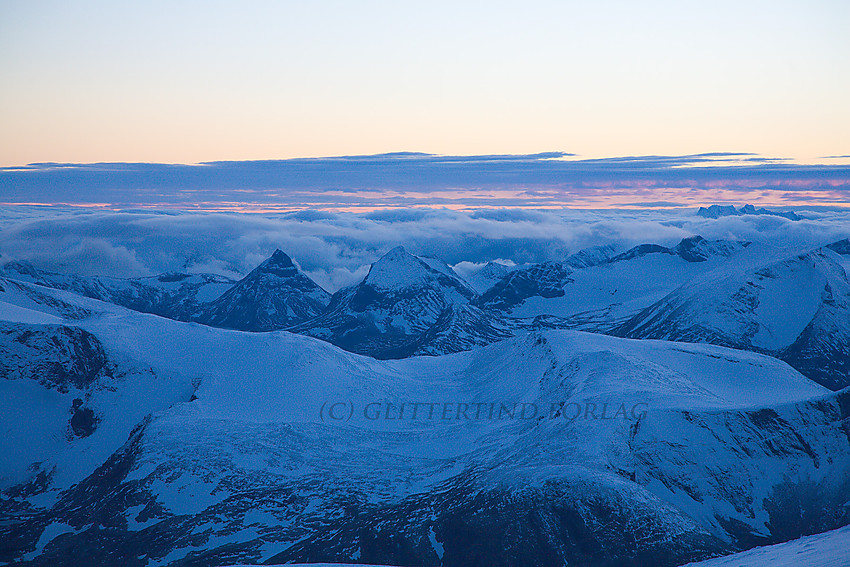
[
  {"x1": 697, "y1": 203, "x2": 801, "y2": 220},
  {"x1": 290, "y1": 245, "x2": 510, "y2": 358},
  {"x1": 194, "y1": 248, "x2": 331, "y2": 331}
]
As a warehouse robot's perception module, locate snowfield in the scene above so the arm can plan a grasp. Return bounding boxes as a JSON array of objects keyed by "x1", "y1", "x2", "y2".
[{"x1": 681, "y1": 524, "x2": 850, "y2": 566}]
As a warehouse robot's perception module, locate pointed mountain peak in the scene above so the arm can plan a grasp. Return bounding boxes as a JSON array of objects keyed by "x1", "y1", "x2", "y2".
[
  {"x1": 364, "y1": 246, "x2": 435, "y2": 290},
  {"x1": 260, "y1": 249, "x2": 295, "y2": 269},
  {"x1": 196, "y1": 249, "x2": 330, "y2": 331},
  {"x1": 826, "y1": 238, "x2": 850, "y2": 255},
  {"x1": 243, "y1": 249, "x2": 300, "y2": 279},
  {"x1": 380, "y1": 245, "x2": 413, "y2": 262}
]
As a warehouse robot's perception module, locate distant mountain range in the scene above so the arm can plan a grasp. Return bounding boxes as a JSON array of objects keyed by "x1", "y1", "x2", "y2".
[
  {"x1": 696, "y1": 204, "x2": 801, "y2": 220},
  {"x1": 3, "y1": 234, "x2": 849, "y2": 389}
]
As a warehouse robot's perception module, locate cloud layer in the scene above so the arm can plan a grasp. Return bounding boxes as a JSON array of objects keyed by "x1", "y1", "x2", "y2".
[
  {"x1": 2, "y1": 153, "x2": 850, "y2": 210},
  {"x1": 1, "y1": 206, "x2": 848, "y2": 292}
]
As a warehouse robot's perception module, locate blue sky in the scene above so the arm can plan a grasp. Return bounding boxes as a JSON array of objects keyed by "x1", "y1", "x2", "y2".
[{"x1": 1, "y1": 1, "x2": 849, "y2": 168}]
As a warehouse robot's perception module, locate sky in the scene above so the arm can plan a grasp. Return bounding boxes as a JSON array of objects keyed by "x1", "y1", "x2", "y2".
[{"x1": 1, "y1": 0, "x2": 849, "y2": 168}]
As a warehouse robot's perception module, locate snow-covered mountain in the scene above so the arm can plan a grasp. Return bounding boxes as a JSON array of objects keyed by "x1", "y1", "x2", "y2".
[
  {"x1": 193, "y1": 249, "x2": 331, "y2": 331},
  {"x1": 480, "y1": 236, "x2": 749, "y2": 332},
  {"x1": 1, "y1": 282, "x2": 848, "y2": 567},
  {"x1": 463, "y1": 245, "x2": 618, "y2": 297},
  {"x1": 565, "y1": 243, "x2": 621, "y2": 268},
  {"x1": 0, "y1": 261, "x2": 235, "y2": 321},
  {"x1": 289, "y1": 246, "x2": 512, "y2": 358},
  {"x1": 606, "y1": 236, "x2": 750, "y2": 264},
  {"x1": 462, "y1": 261, "x2": 519, "y2": 294},
  {"x1": 0, "y1": 250, "x2": 332, "y2": 333},
  {"x1": 696, "y1": 204, "x2": 801, "y2": 221},
  {"x1": 614, "y1": 244, "x2": 850, "y2": 390},
  {"x1": 474, "y1": 261, "x2": 575, "y2": 311}
]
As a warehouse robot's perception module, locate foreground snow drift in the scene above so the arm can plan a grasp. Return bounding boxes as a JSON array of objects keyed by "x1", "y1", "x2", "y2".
[{"x1": 680, "y1": 524, "x2": 850, "y2": 567}]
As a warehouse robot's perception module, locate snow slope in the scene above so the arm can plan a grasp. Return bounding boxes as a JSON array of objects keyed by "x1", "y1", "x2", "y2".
[
  {"x1": 680, "y1": 525, "x2": 850, "y2": 567},
  {"x1": 615, "y1": 245, "x2": 850, "y2": 389},
  {"x1": 1, "y1": 280, "x2": 848, "y2": 566},
  {"x1": 498, "y1": 237, "x2": 750, "y2": 332}
]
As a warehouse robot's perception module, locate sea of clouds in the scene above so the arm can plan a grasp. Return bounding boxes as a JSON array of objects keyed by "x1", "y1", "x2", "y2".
[{"x1": 2, "y1": 206, "x2": 848, "y2": 292}]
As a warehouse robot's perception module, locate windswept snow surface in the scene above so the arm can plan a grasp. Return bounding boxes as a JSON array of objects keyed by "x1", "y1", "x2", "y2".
[
  {"x1": 615, "y1": 245, "x2": 850, "y2": 389},
  {"x1": 502, "y1": 237, "x2": 751, "y2": 331},
  {"x1": 680, "y1": 525, "x2": 850, "y2": 567}
]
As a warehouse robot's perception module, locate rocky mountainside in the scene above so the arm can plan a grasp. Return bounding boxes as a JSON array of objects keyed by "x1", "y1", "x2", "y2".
[{"x1": 474, "y1": 261, "x2": 574, "y2": 311}]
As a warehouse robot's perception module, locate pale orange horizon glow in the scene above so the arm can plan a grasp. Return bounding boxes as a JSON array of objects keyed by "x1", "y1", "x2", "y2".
[{"x1": 1, "y1": 1, "x2": 848, "y2": 169}]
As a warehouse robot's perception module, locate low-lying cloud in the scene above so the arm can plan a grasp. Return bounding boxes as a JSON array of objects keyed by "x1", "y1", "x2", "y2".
[{"x1": 1, "y1": 206, "x2": 848, "y2": 291}]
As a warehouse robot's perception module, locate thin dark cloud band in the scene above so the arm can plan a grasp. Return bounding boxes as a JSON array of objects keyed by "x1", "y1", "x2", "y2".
[{"x1": 2, "y1": 153, "x2": 849, "y2": 209}]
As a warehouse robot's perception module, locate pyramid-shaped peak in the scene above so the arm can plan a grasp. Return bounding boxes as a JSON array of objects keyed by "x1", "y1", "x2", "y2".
[
  {"x1": 365, "y1": 246, "x2": 434, "y2": 290},
  {"x1": 381, "y1": 245, "x2": 413, "y2": 261},
  {"x1": 373, "y1": 246, "x2": 424, "y2": 266},
  {"x1": 260, "y1": 249, "x2": 295, "y2": 269},
  {"x1": 678, "y1": 235, "x2": 707, "y2": 245}
]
